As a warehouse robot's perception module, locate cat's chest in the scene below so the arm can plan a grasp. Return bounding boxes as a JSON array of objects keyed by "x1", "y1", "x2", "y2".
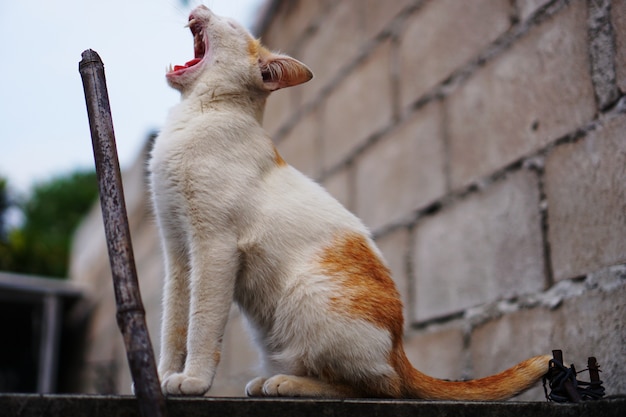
[{"x1": 150, "y1": 130, "x2": 239, "y2": 195}]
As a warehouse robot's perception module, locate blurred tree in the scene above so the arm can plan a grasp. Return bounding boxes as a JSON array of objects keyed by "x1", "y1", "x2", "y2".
[
  {"x1": 0, "y1": 170, "x2": 98, "y2": 278},
  {"x1": 0, "y1": 177, "x2": 8, "y2": 240},
  {"x1": 0, "y1": 176, "x2": 16, "y2": 269}
]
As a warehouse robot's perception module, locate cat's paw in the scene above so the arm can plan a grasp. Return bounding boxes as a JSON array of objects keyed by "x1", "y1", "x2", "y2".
[
  {"x1": 245, "y1": 376, "x2": 267, "y2": 397},
  {"x1": 162, "y1": 373, "x2": 210, "y2": 396},
  {"x1": 262, "y1": 374, "x2": 301, "y2": 397}
]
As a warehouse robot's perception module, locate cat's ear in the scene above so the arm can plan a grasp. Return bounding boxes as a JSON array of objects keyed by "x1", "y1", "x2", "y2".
[{"x1": 258, "y1": 48, "x2": 313, "y2": 91}]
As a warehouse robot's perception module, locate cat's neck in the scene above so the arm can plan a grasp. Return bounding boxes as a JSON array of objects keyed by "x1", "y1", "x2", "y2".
[{"x1": 180, "y1": 84, "x2": 268, "y2": 125}]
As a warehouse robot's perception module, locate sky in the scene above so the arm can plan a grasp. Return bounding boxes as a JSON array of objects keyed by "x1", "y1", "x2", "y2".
[{"x1": 0, "y1": 0, "x2": 264, "y2": 196}]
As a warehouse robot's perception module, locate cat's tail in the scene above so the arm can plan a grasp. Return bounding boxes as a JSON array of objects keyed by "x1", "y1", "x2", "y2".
[{"x1": 398, "y1": 353, "x2": 551, "y2": 400}]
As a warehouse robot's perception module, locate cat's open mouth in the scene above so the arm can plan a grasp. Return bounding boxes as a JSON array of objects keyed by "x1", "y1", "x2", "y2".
[{"x1": 168, "y1": 17, "x2": 207, "y2": 74}]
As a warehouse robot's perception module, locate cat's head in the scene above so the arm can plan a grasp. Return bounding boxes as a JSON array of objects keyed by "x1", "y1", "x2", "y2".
[{"x1": 166, "y1": 5, "x2": 313, "y2": 96}]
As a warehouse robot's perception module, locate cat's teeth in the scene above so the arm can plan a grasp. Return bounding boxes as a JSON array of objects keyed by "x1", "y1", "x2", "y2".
[{"x1": 184, "y1": 18, "x2": 197, "y2": 28}]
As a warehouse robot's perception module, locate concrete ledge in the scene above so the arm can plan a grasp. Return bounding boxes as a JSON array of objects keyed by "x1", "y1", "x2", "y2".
[{"x1": 1, "y1": 394, "x2": 624, "y2": 417}]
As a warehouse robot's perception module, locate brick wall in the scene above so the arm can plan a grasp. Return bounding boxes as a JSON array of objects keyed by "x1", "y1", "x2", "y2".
[
  {"x1": 70, "y1": 0, "x2": 626, "y2": 400},
  {"x1": 259, "y1": 0, "x2": 626, "y2": 400}
]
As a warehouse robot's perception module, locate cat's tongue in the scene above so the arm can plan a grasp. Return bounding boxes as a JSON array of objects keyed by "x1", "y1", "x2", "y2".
[{"x1": 173, "y1": 58, "x2": 202, "y2": 72}]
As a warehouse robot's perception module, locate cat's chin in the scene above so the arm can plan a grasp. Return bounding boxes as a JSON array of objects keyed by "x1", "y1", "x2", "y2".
[{"x1": 165, "y1": 60, "x2": 204, "y2": 91}]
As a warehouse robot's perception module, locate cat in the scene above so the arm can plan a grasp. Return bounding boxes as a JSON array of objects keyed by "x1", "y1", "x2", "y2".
[{"x1": 149, "y1": 5, "x2": 550, "y2": 400}]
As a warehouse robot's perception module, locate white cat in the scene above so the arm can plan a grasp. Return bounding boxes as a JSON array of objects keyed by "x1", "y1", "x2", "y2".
[{"x1": 149, "y1": 5, "x2": 549, "y2": 399}]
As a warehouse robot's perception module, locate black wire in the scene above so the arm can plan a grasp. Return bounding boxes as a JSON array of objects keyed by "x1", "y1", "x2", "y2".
[{"x1": 543, "y1": 358, "x2": 605, "y2": 402}]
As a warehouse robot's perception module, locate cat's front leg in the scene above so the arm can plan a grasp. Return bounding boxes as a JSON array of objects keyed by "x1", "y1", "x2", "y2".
[
  {"x1": 157, "y1": 237, "x2": 191, "y2": 385},
  {"x1": 162, "y1": 234, "x2": 239, "y2": 396}
]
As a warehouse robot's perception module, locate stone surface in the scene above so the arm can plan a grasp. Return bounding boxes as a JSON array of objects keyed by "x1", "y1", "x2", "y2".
[
  {"x1": 277, "y1": 109, "x2": 321, "y2": 179},
  {"x1": 611, "y1": 0, "x2": 626, "y2": 93},
  {"x1": 545, "y1": 114, "x2": 626, "y2": 281},
  {"x1": 322, "y1": 41, "x2": 394, "y2": 170},
  {"x1": 470, "y1": 307, "x2": 554, "y2": 401},
  {"x1": 549, "y1": 271, "x2": 626, "y2": 400},
  {"x1": 354, "y1": 101, "x2": 446, "y2": 231},
  {"x1": 470, "y1": 276, "x2": 626, "y2": 400},
  {"x1": 297, "y1": 1, "x2": 369, "y2": 106},
  {"x1": 412, "y1": 170, "x2": 545, "y2": 322},
  {"x1": 322, "y1": 166, "x2": 353, "y2": 211},
  {"x1": 263, "y1": 87, "x2": 296, "y2": 139},
  {"x1": 2, "y1": 394, "x2": 624, "y2": 417},
  {"x1": 398, "y1": 0, "x2": 512, "y2": 109},
  {"x1": 360, "y1": 0, "x2": 413, "y2": 40},
  {"x1": 258, "y1": 0, "x2": 331, "y2": 53},
  {"x1": 211, "y1": 311, "x2": 259, "y2": 396},
  {"x1": 516, "y1": 0, "x2": 553, "y2": 21},
  {"x1": 404, "y1": 325, "x2": 466, "y2": 381},
  {"x1": 446, "y1": 0, "x2": 595, "y2": 189},
  {"x1": 588, "y1": 0, "x2": 620, "y2": 109}
]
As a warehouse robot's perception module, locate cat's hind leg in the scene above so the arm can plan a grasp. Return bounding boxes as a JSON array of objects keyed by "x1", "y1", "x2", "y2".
[
  {"x1": 246, "y1": 374, "x2": 360, "y2": 398},
  {"x1": 245, "y1": 376, "x2": 267, "y2": 396}
]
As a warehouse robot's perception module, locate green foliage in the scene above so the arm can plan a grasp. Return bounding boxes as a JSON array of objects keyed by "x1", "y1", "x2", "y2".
[
  {"x1": 0, "y1": 171, "x2": 98, "y2": 278},
  {"x1": 0, "y1": 177, "x2": 8, "y2": 238}
]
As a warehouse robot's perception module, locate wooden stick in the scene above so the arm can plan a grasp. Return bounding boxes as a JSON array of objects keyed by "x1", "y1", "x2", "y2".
[
  {"x1": 588, "y1": 357, "x2": 600, "y2": 384},
  {"x1": 552, "y1": 350, "x2": 580, "y2": 403},
  {"x1": 79, "y1": 49, "x2": 167, "y2": 417}
]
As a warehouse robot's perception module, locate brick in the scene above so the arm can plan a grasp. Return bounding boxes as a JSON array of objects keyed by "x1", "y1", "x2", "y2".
[
  {"x1": 588, "y1": 0, "x2": 620, "y2": 109},
  {"x1": 212, "y1": 311, "x2": 260, "y2": 396},
  {"x1": 470, "y1": 307, "x2": 553, "y2": 401},
  {"x1": 322, "y1": 41, "x2": 394, "y2": 170},
  {"x1": 403, "y1": 325, "x2": 466, "y2": 381},
  {"x1": 361, "y1": 0, "x2": 413, "y2": 39},
  {"x1": 398, "y1": 0, "x2": 512, "y2": 110},
  {"x1": 613, "y1": 0, "x2": 626, "y2": 93},
  {"x1": 266, "y1": 0, "x2": 410, "y2": 107},
  {"x1": 516, "y1": 0, "x2": 552, "y2": 21},
  {"x1": 263, "y1": 88, "x2": 296, "y2": 138},
  {"x1": 412, "y1": 170, "x2": 545, "y2": 322},
  {"x1": 277, "y1": 109, "x2": 321, "y2": 178},
  {"x1": 133, "y1": 222, "x2": 166, "y2": 362},
  {"x1": 259, "y1": 0, "x2": 332, "y2": 53},
  {"x1": 374, "y1": 228, "x2": 411, "y2": 330},
  {"x1": 447, "y1": 1, "x2": 596, "y2": 189},
  {"x1": 297, "y1": 1, "x2": 368, "y2": 106},
  {"x1": 549, "y1": 270, "x2": 626, "y2": 399},
  {"x1": 258, "y1": 10, "x2": 291, "y2": 53},
  {"x1": 470, "y1": 276, "x2": 626, "y2": 400},
  {"x1": 322, "y1": 166, "x2": 353, "y2": 211},
  {"x1": 545, "y1": 114, "x2": 626, "y2": 281},
  {"x1": 354, "y1": 101, "x2": 446, "y2": 231}
]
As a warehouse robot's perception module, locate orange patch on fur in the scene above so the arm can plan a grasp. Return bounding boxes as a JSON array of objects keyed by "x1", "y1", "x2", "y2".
[
  {"x1": 274, "y1": 147, "x2": 287, "y2": 167},
  {"x1": 247, "y1": 38, "x2": 260, "y2": 60},
  {"x1": 318, "y1": 232, "x2": 403, "y2": 335},
  {"x1": 258, "y1": 45, "x2": 272, "y2": 60}
]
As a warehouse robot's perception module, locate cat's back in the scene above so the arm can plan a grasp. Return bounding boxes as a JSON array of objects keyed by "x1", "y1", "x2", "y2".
[{"x1": 236, "y1": 161, "x2": 370, "y2": 273}]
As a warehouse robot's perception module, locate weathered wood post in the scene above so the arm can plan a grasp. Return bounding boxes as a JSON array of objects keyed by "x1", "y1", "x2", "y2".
[{"x1": 79, "y1": 49, "x2": 167, "y2": 417}]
